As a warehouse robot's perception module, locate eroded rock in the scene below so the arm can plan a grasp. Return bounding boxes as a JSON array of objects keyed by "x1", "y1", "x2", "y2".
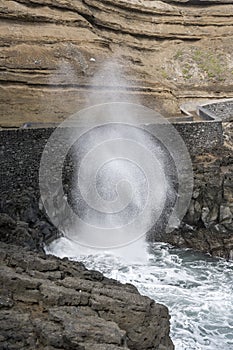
[
  {"x1": 0, "y1": 243, "x2": 174, "y2": 350},
  {"x1": 1, "y1": 0, "x2": 233, "y2": 125}
]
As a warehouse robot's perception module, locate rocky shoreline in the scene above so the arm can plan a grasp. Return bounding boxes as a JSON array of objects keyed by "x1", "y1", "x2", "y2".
[
  {"x1": 0, "y1": 243, "x2": 174, "y2": 350},
  {"x1": 0, "y1": 202, "x2": 174, "y2": 350},
  {"x1": 0, "y1": 128, "x2": 232, "y2": 348},
  {"x1": 1, "y1": 0, "x2": 233, "y2": 346}
]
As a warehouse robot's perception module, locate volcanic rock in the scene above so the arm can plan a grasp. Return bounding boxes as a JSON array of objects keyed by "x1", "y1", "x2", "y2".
[{"x1": 0, "y1": 242, "x2": 174, "y2": 350}]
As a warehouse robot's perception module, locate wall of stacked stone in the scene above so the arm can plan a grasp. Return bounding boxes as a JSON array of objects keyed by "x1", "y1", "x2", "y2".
[{"x1": 0, "y1": 120, "x2": 232, "y2": 233}]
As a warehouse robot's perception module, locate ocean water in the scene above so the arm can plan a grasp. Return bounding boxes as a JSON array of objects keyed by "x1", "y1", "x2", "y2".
[{"x1": 46, "y1": 238, "x2": 233, "y2": 350}]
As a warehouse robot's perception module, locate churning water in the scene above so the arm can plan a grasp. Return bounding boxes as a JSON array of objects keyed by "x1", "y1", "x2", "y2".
[{"x1": 46, "y1": 238, "x2": 233, "y2": 350}]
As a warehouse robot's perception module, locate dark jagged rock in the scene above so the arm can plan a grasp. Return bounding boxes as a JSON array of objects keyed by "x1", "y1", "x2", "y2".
[
  {"x1": 0, "y1": 189, "x2": 61, "y2": 250},
  {"x1": 153, "y1": 121, "x2": 233, "y2": 260},
  {"x1": 158, "y1": 224, "x2": 233, "y2": 260},
  {"x1": 0, "y1": 213, "x2": 39, "y2": 250},
  {"x1": 0, "y1": 243, "x2": 174, "y2": 350},
  {"x1": 1, "y1": 188, "x2": 42, "y2": 224},
  {"x1": 0, "y1": 212, "x2": 59, "y2": 251}
]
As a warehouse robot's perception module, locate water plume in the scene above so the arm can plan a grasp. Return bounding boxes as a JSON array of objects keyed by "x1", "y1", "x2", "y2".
[{"x1": 40, "y1": 57, "x2": 193, "y2": 260}]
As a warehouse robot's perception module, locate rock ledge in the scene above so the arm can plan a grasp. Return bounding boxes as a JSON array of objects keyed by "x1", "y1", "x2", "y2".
[{"x1": 0, "y1": 242, "x2": 174, "y2": 350}]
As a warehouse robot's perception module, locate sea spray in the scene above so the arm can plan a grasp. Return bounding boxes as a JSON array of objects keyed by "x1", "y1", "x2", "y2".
[{"x1": 46, "y1": 241, "x2": 233, "y2": 350}]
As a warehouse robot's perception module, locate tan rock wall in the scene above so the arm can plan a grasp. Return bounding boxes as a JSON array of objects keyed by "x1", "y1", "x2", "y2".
[{"x1": 1, "y1": 0, "x2": 233, "y2": 125}]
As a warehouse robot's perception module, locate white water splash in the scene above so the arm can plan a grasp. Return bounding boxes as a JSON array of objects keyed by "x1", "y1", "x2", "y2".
[
  {"x1": 46, "y1": 236, "x2": 149, "y2": 263},
  {"x1": 46, "y1": 240, "x2": 233, "y2": 350}
]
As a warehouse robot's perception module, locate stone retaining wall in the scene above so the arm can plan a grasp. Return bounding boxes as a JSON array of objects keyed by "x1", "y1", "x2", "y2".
[
  {"x1": 0, "y1": 121, "x2": 223, "y2": 194},
  {"x1": 0, "y1": 119, "x2": 232, "y2": 258}
]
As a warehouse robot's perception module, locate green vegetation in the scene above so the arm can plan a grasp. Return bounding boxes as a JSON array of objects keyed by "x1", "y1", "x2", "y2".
[
  {"x1": 173, "y1": 47, "x2": 226, "y2": 81},
  {"x1": 161, "y1": 69, "x2": 168, "y2": 79},
  {"x1": 174, "y1": 49, "x2": 183, "y2": 60},
  {"x1": 192, "y1": 48, "x2": 224, "y2": 81},
  {"x1": 182, "y1": 63, "x2": 192, "y2": 80}
]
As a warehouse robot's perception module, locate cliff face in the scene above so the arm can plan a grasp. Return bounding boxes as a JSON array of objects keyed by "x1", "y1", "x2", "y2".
[{"x1": 1, "y1": 0, "x2": 233, "y2": 126}]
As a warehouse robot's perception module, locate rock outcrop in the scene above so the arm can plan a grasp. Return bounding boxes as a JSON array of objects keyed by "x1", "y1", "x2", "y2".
[
  {"x1": 0, "y1": 241, "x2": 174, "y2": 350},
  {"x1": 155, "y1": 120, "x2": 233, "y2": 260},
  {"x1": 1, "y1": 0, "x2": 233, "y2": 126},
  {"x1": 0, "y1": 189, "x2": 60, "y2": 251},
  {"x1": 0, "y1": 188, "x2": 174, "y2": 350}
]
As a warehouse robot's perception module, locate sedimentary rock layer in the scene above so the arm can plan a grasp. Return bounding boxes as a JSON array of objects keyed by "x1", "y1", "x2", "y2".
[{"x1": 0, "y1": 0, "x2": 233, "y2": 125}]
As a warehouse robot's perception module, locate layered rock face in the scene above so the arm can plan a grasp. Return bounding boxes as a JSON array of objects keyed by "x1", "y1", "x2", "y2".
[
  {"x1": 0, "y1": 241, "x2": 174, "y2": 350},
  {"x1": 1, "y1": 0, "x2": 233, "y2": 126}
]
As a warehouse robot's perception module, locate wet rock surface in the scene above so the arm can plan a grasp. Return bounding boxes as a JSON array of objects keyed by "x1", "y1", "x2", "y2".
[
  {"x1": 0, "y1": 242, "x2": 174, "y2": 350},
  {"x1": 160, "y1": 225, "x2": 233, "y2": 260}
]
